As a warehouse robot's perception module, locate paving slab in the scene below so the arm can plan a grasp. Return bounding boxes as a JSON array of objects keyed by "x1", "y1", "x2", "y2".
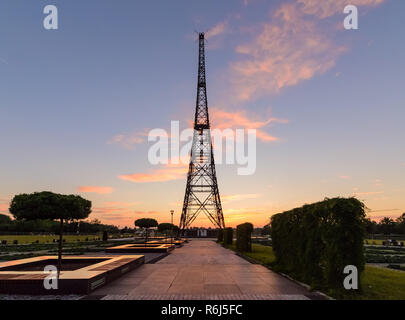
[
  {"x1": 89, "y1": 239, "x2": 314, "y2": 300},
  {"x1": 204, "y1": 284, "x2": 242, "y2": 294}
]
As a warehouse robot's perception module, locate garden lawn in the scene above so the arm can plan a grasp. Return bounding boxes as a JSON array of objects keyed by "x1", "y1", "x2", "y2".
[
  {"x1": 365, "y1": 239, "x2": 384, "y2": 245},
  {"x1": 227, "y1": 243, "x2": 276, "y2": 266},
  {"x1": 364, "y1": 239, "x2": 405, "y2": 245},
  {"x1": 0, "y1": 234, "x2": 101, "y2": 244},
  {"x1": 358, "y1": 265, "x2": 405, "y2": 300},
  {"x1": 0, "y1": 240, "x2": 138, "y2": 262},
  {"x1": 226, "y1": 242, "x2": 405, "y2": 300}
]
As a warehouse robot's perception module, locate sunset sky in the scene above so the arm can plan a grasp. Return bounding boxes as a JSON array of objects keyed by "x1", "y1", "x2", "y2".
[{"x1": 1, "y1": 0, "x2": 404, "y2": 227}]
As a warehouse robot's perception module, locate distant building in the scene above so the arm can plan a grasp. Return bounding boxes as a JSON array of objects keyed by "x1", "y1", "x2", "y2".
[{"x1": 185, "y1": 227, "x2": 218, "y2": 238}]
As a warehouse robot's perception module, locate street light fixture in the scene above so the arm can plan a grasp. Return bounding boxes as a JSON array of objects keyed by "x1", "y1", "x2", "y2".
[{"x1": 170, "y1": 210, "x2": 174, "y2": 245}]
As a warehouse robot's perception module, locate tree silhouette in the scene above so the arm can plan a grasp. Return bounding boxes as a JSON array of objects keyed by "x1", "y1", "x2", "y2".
[
  {"x1": 9, "y1": 191, "x2": 91, "y2": 273},
  {"x1": 135, "y1": 218, "x2": 158, "y2": 244}
]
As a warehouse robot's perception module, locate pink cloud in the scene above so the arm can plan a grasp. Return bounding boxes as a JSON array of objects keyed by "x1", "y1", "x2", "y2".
[
  {"x1": 230, "y1": 3, "x2": 347, "y2": 101},
  {"x1": 118, "y1": 163, "x2": 188, "y2": 183},
  {"x1": 0, "y1": 199, "x2": 12, "y2": 218},
  {"x1": 116, "y1": 109, "x2": 286, "y2": 185},
  {"x1": 77, "y1": 186, "x2": 113, "y2": 194},
  {"x1": 211, "y1": 108, "x2": 288, "y2": 142},
  {"x1": 91, "y1": 206, "x2": 162, "y2": 227},
  {"x1": 107, "y1": 129, "x2": 150, "y2": 150},
  {"x1": 374, "y1": 179, "x2": 383, "y2": 187},
  {"x1": 226, "y1": 0, "x2": 386, "y2": 101},
  {"x1": 222, "y1": 206, "x2": 270, "y2": 226},
  {"x1": 0, "y1": 203, "x2": 9, "y2": 212},
  {"x1": 353, "y1": 191, "x2": 384, "y2": 196},
  {"x1": 297, "y1": 0, "x2": 386, "y2": 19},
  {"x1": 93, "y1": 207, "x2": 126, "y2": 214},
  {"x1": 221, "y1": 193, "x2": 261, "y2": 204},
  {"x1": 94, "y1": 209, "x2": 162, "y2": 228},
  {"x1": 103, "y1": 201, "x2": 138, "y2": 207},
  {"x1": 206, "y1": 21, "x2": 228, "y2": 39},
  {"x1": 90, "y1": 206, "x2": 140, "y2": 227},
  {"x1": 368, "y1": 212, "x2": 402, "y2": 222}
]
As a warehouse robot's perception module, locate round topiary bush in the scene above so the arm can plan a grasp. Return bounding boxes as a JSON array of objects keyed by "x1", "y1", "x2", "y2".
[
  {"x1": 223, "y1": 227, "x2": 233, "y2": 245},
  {"x1": 217, "y1": 229, "x2": 223, "y2": 242},
  {"x1": 236, "y1": 222, "x2": 253, "y2": 252}
]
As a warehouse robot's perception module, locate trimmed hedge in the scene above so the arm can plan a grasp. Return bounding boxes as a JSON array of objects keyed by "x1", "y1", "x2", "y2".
[
  {"x1": 102, "y1": 230, "x2": 108, "y2": 241},
  {"x1": 223, "y1": 227, "x2": 233, "y2": 245},
  {"x1": 217, "y1": 229, "x2": 223, "y2": 242},
  {"x1": 236, "y1": 223, "x2": 253, "y2": 252},
  {"x1": 271, "y1": 197, "x2": 366, "y2": 293}
]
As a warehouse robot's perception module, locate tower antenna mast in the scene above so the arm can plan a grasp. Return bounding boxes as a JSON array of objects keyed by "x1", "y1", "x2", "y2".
[{"x1": 179, "y1": 33, "x2": 225, "y2": 234}]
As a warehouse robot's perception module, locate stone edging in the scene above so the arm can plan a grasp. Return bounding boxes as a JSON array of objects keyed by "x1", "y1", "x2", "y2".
[{"x1": 147, "y1": 252, "x2": 170, "y2": 264}]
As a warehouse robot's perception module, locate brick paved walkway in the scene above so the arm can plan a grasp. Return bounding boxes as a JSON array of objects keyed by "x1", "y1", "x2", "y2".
[{"x1": 90, "y1": 239, "x2": 313, "y2": 300}]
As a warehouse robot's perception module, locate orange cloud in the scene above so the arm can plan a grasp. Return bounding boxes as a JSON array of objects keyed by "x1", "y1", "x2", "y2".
[
  {"x1": 206, "y1": 21, "x2": 228, "y2": 39},
  {"x1": 77, "y1": 186, "x2": 113, "y2": 194},
  {"x1": 230, "y1": 3, "x2": 347, "y2": 101},
  {"x1": 297, "y1": 0, "x2": 386, "y2": 19},
  {"x1": 369, "y1": 213, "x2": 402, "y2": 222},
  {"x1": 91, "y1": 206, "x2": 136, "y2": 227},
  {"x1": 374, "y1": 179, "x2": 383, "y2": 187},
  {"x1": 107, "y1": 129, "x2": 150, "y2": 150},
  {"x1": 354, "y1": 191, "x2": 384, "y2": 196},
  {"x1": 91, "y1": 206, "x2": 163, "y2": 227},
  {"x1": 211, "y1": 108, "x2": 288, "y2": 142},
  {"x1": 221, "y1": 193, "x2": 261, "y2": 203},
  {"x1": 103, "y1": 201, "x2": 139, "y2": 207},
  {"x1": 118, "y1": 163, "x2": 188, "y2": 183},
  {"x1": 0, "y1": 203, "x2": 9, "y2": 212},
  {"x1": 0, "y1": 199, "x2": 12, "y2": 218},
  {"x1": 93, "y1": 207, "x2": 126, "y2": 215},
  {"x1": 227, "y1": 0, "x2": 386, "y2": 101},
  {"x1": 222, "y1": 207, "x2": 270, "y2": 227}
]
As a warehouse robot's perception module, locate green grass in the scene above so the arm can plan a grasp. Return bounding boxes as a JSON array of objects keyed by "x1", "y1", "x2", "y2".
[
  {"x1": 225, "y1": 242, "x2": 405, "y2": 300},
  {"x1": 0, "y1": 239, "x2": 138, "y2": 261},
  {"x1": 365, "y1": 239, "x2": 405, "y2": 245},
  {"x1": 228, "y1": 243, "x2": 276, "y2": 266},
  {"x1": 0, "y1": 234, "x2": 101, "y2": 244},
  {"x1": 365, "y1": 239, "x2": 384, "y2": 245},
  {"x1": 358, "y1": 266, "x2": 405, "y2": 300}
]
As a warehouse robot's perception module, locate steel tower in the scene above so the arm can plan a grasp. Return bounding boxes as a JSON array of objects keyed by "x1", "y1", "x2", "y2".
[{"x1": 179, "y1": 33, "x2": 225, "y2": 234}]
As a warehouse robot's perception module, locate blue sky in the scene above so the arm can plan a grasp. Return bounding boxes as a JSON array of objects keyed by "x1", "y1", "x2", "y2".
[{"x1": 0, "y1": 0, "x2": 404, "y2": 227}]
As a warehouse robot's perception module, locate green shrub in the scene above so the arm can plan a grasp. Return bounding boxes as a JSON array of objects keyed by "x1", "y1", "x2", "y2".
[
  {"x1": 217, "y1": 229, "x2": 223, "y2": 242},
  {"x1": 103, "y1": 231, "x2": 108, "y2": 241},
  {"x1": 223, "y1": 227, "x2": 233, "y2": 245},
  {"x1": 271, "y1": 197, "x2": 366, "y2": 294},
  {"x1": 366, "y1": 254, "x2": 405, "y2": 264},
  {"x1": 236, "y1": 222, "x2": 253, "y2": 252}
]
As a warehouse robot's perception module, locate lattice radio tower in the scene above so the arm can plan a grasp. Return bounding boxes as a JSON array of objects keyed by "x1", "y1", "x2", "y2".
[{"x1": 179, "y1": 33, "x2": 225, "y2": 234}]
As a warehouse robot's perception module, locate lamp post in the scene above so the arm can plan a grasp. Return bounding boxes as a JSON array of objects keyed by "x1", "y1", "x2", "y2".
[{"x1": 170, "y1": 210, "x2": 174, "y2": 245}]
